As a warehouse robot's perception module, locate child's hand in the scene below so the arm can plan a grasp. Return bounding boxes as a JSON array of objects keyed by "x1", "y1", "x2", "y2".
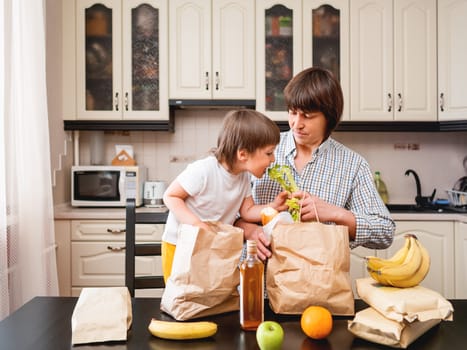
[{"x1": 271, "y1": 190, "x2": 290, "y2": 212}]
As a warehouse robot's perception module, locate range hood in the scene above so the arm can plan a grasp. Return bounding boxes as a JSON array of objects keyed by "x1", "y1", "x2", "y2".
[{"x1": 169, "y1": 99, "x2": 256, "y2": 109}]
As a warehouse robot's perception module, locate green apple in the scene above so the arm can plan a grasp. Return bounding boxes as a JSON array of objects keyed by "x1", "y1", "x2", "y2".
[{"x1": 256, "y1": 321, "x2": 284, "y2": 350}]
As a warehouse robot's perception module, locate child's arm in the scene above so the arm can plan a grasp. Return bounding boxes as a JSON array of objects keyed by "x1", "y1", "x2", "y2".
[
  {"x1": 238, "y1": 191, "x2": 289, "y2": 223},
  {"x1": 163, "y1": 180, "x2": 211, "y2": 231}
]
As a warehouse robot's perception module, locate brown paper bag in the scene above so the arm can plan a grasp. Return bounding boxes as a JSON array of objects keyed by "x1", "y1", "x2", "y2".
[
  {"x1": 71, "y1": 287, "x2": 132, "y2": 345},
  {"x1": 266, "y1": 222, "x2": 354, "y2": 315},
  {"x1": 348, "y1": 307, "x2": 441, "y2": 349},
  {"x1": 356, "y1": 278, "x2": 454, "y2": 322},
  {"x1": 160, "y1": 222, "x2": 244, "y2": 320}
]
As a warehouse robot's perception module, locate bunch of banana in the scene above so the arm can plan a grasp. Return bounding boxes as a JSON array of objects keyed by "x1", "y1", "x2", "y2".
[
  {"x1": 148, "y1": 319, "x2": 217, "y2": 340},
  {"x1": 365, "y1": 234, "x2": 430, "y2": 288}
]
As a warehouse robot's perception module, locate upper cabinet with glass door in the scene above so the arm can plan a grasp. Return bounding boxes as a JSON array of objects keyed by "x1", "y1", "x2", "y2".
[
  {"x1": 256, "y1": 1, "x2": 349, "y2": 121},
  {"x1": 73, "y1": 0, "x2": 168, "y2": 120},
  {"x1": 303, "y1": 1, "x2": 349, "y2": 120}
]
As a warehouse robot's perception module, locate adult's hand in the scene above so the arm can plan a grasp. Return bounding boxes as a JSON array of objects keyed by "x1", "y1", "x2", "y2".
[{"x1": 292, "y1": 191, "x2": 356, "y2": 240}]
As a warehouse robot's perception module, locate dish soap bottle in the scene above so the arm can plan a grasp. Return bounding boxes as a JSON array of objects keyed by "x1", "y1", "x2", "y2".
[
  {"x1": 239, "y1": 240, "x2": 264, "y2": 331},
  {"x1": 374, "y1": 171, "x2": 389, "y2": 204}
]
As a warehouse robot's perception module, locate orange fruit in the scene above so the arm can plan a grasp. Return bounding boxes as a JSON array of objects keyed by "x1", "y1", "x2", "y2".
[
  {"x1": 300, "y1": 306, "x2": 333, "y2": 340},
  {"x1": 261, "y1": 207, "x2": 279, "y2": 225}
]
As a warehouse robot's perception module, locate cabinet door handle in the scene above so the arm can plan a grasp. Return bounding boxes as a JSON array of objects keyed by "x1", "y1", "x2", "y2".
[
  {"x1": 107, "y1": 228, "x2": 125, "y2": 234},
  {"x1": 115, "y1": 92, "x2": 119, "y2": 111},
  {"x1": 124, "y1": 92, "x2": 129, "y2": 111},
  {"x1": 107, "y1": 245, "x2": 125, "y2": 252},
  {"x1": 387, "y1": 93, "x2": 393, "y2": 112},
  {"x1": 398, "y1": 93, "x2": 402, "y2": 112},
  {"x1": 215, "y1": 71, "x2": 219, "y2": 90},
  {"x1": 440, "y1": 93, "x2": 445, "y2": 112},
  {"x1": 205, "y1": 72, "x2": 209, "y2": 90}
]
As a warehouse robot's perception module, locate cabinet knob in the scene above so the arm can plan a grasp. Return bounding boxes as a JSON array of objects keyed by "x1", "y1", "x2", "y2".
[
  {"x1": 215, "y1": 71, "x2": 219, "y2": 90},
  {"x1": 205, "y1": 72, "x2": 209, "y2": 90},
  {"x1": 398, "y1": 93, "x2": 402, "y2": 112},
  {"x1": 440, "y1": 93, "x2": 445, "y2": 112}
]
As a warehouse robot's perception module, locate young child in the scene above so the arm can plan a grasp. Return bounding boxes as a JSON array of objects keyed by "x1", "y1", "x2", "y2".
[{"x1": 161, "y1": 109, "x2": 288, "y2": 281}]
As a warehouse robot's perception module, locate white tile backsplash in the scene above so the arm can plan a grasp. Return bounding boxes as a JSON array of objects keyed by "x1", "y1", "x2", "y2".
[{"x1": 78, "y1": 112, "x2": 467, "y2": 204}]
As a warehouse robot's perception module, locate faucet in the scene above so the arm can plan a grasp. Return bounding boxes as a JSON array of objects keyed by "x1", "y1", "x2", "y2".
[{"x1": 404, "y1": 169, "x2": 436, "y2": 207}]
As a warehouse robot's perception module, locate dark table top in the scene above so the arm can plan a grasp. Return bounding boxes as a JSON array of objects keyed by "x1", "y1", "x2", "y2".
[{"x1": 0, "y1": 297, "x2": 465, "y2": 350}]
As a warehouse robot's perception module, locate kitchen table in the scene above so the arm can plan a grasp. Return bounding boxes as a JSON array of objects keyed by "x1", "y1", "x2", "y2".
[{"x1": 0, "y1": 297, "x2": 465, "y2": 350}]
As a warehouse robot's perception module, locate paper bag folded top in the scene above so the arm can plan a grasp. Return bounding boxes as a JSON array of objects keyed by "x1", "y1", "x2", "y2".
[{"x1": 71, "y1": 287, "x2": 132, "y2": 345}]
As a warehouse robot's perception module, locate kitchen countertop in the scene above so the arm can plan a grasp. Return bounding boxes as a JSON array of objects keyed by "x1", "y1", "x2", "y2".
[
  {"x1": 54, "y1": 203, "x2": 467, "y2": 222},
  {"x1": 54, "y1": 203, "x2": 169, "y2": 220}
]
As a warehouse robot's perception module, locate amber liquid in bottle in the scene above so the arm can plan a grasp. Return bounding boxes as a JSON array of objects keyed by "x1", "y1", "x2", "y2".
[{"x1": 239, "y1": 240, "x2": 264, "y2": 331}]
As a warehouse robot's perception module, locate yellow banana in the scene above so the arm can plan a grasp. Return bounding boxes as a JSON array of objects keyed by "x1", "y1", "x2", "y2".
[
  {"x1": 368, "y1": 235, "x2": 422, "y2": 285},
  {"x1": 376, "y1": 235, "x2": 423, "y2": 281},
  {"x1": 384, "y1": 239, "x2": 431, "y2": 288},
  {"x1": 367, "y1": 235, "x2": 431, "y2": 288},
  {"x1": 148, "y1": 319, "x2": 217, "y2": 340},
  {"x1": 365, "y1": 235, "x2": 412, "y2": 270}
]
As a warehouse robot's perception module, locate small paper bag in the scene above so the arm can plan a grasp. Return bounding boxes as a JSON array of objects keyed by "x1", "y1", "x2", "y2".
[
  {"x1": 266, "y1": 222, "x2": 354, "y2": 315},
  {"x1": 71, "y1": 287, "x2": 132, "y2": 345},
  {"x1": 160, "y1": 222, "x2": 244, "y2": 320},
  {"x1": 348, "y1": 307, "x2": 441, "y2": 349}
]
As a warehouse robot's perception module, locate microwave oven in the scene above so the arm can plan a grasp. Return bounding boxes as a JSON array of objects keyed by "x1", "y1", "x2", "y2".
[{"x1": 71, "y1": 165, "x2": 146, "y2": 207}]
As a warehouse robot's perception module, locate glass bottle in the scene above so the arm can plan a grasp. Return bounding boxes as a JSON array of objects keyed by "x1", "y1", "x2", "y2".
[
  {"x1": 374, "y1": 171, "x2": 389, "y2": 204},
  {"x1": 239, "y1": 240, "x2": 264, "y2": 331}
]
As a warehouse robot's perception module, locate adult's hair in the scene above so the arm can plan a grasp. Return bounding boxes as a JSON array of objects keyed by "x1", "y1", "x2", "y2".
[
  {"x1": 284, "y1": 67, "x2": 343, "y2": 138},
  {"x1": 214, "y1": 109, "x2": 280, "y2": 170}
]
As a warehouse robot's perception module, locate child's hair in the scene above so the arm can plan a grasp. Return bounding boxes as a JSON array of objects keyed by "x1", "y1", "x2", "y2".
[
  {"x1": 284, "y1": 67, "x2": 343, "y2": 138},
  {"x1": 214, "y1": 109, "x2": 280, "y2": 170}
]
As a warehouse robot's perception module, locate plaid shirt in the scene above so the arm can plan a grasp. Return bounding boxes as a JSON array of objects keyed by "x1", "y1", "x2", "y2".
[{"x1": 253, "y1": 131, "x2": 395, "y2": 249}]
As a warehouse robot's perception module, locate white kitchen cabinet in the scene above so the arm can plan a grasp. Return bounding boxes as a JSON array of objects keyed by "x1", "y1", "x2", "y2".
[
  {"x1": 455, "y1": 221, "x2": 467, "y2": 298},
  {"x1": 438, "y1": 0, "x2": 467, "y2": 121},
  {"x1": 66, "y1": 220, "x2": 164, "y2": 297},
  {"x1": 256, "y1": 0, "x2": 349, "y2": 121},
  {"x1": 378, "y1": 221, "x2": 455, "y2": 298},
  {"x1": 65, "y1": 0, "x2": 168, "y2": 120},
  {"x1": 350, "y1": 0, "x2": 437, "y2": 121},
  {"x1": 169, "y1": 0, "x2": 255, "y2": 100},
  {"x1": 350, "y1": 245, "x2": 376, "y2": 297}
]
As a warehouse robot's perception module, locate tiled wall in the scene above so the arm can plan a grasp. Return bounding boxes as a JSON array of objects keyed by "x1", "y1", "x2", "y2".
[{"x1": 76, "y1": 109, "x2": 467, "y2": 204}]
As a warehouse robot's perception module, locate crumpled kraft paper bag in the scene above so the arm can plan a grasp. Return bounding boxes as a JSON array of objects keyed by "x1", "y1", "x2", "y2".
[
  {"x1": 160, "y1": 222, "x2": 244, "y2": 320},
  {"x1": 348, "y1": 307, "x2": 441, "y2": 349},
  {"x1": 356, "y1": 278, "x2": 454, "y2": 322},
  {"x1": 266, "y1": 222, "x2": 354, "y2": 315},
  {"x1": 71, "y1": 287, "x2": 132, "y2": 345}
]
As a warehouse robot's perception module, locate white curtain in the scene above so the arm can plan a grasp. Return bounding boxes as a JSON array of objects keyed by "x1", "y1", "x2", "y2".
[{"x1": 0, "y1": 0, "x2": 59, "y2": 321}]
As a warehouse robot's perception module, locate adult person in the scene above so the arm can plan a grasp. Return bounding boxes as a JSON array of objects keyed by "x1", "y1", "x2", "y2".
[{"x1": 236, "y1": 67, "x2": 395, "y2": 260}]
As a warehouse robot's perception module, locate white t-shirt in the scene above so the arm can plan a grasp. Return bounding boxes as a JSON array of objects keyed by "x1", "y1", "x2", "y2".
[{"x1": 162, "y1": 156, "x2": 252, "y2": 244}]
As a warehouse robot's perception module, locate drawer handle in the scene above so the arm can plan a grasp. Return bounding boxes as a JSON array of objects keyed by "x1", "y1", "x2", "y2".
[
  {"x1": 107, "y1": 245, "x2": 125, "y2": 252},
  {"x1": 107, "y1": 228, "x2": 125, "y2": 234}
]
